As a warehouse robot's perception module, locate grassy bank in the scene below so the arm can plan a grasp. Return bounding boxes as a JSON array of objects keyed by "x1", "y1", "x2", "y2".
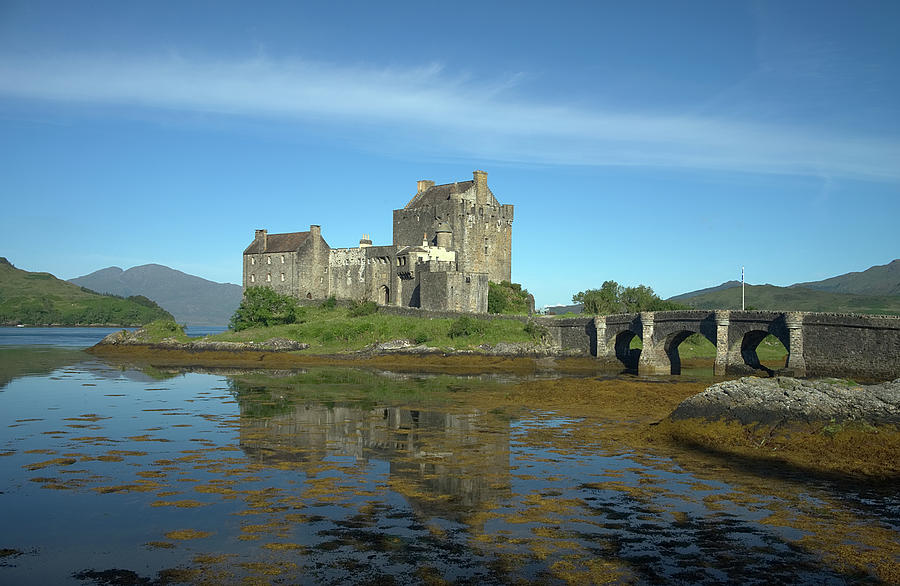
[{"x1": 143, "y1": 307, "x2": 543, "y2": 354}]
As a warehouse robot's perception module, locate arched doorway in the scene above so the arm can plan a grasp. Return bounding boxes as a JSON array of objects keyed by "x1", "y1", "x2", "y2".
[{"x1": 379, "y1": 285, "x2": 390, "y2": 305}]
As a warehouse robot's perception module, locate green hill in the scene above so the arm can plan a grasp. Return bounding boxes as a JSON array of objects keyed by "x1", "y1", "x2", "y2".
[
  {"x1": 674, "y1": 283, "x2": 900, "y2": 315},
  {"x1": 0, "y1": 258, "x2": 174, "y2": 326},
  {"x1": 792, "y1": 259, "x2": 900, "y2": 296},
  {"x1": 69, "y1": 264, "x2": 242, "y2": 326}
]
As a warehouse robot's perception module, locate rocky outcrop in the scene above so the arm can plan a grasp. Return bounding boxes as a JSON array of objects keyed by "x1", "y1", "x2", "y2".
[
  {"x1": 97, "y1": 329, "x2": 309, "y2": 352},
  {"x1": 358, "y1": 339, "x2": 569, "y2": 357},
  {"x1": 670, "y1": 376, "x2": 900, "y2": 426}
]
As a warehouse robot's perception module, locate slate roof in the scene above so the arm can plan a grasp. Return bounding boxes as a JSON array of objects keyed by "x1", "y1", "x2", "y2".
[
  {"x1": 243, "y1": 231, "x2": 310, "y2": 254},
  {"x1": 403, "y1": 180, "x2": 475, "y2": 209}
]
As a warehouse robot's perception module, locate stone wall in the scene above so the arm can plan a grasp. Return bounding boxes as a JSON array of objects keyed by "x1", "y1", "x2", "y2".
[
  {"x1": 800, "y1": 312, "x2": 900, "y2": 380},
  {"x1": 296, "y1": 227, "x2": 330, "y2": 300},
  {"x1": 243, "y1": 250, "x2": 298, "y2": 296},
  {"x1": 592, "y1": 310, "x2": 900, "y2": 380},
  {"x1": 392, "y1": 173, "x2": 514, "y2": 283}
]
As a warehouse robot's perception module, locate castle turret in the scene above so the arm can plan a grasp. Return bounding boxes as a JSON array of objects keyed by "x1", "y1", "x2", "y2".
[{"x1": 435, "y1": 223, "x2": 452, "y2": 249}]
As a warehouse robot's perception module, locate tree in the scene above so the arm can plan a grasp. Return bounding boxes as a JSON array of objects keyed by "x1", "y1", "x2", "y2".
[
  {"x1": 574, "y1": 281, "x2": 687, "y2": 315},
  {"x1": 229, "y1": 287, "x2": 303, "y2": 331},
  {"x1": 573, "y1": 280, "x2": 623, "y2": 315}
]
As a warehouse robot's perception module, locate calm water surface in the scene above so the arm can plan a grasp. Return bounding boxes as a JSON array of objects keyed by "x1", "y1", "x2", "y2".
[{"x1": 0, "y1": 330, "x2": 897, "y2": 584}]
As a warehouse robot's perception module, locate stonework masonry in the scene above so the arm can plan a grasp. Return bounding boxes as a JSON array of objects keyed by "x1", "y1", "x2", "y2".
[{"x1": 242, "y1": 171, "x2": 513, "y2": 313}]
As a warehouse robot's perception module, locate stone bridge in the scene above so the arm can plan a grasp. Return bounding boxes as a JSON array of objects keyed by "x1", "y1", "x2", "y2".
[{"x1": 544, "y1": 310, "x2": 900, "y2": 380}]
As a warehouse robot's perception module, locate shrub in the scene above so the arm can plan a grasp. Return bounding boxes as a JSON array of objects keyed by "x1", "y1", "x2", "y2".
[
  {"x1": 524, "y1": 319, "x2": 548, "y2": 342},
  {"x1": 320, "y1": 296, "x2": 337, "y2": 310},
  {"x1": 230, "y1": 287, "x2": 304, "y2": 331},
  {"x1": 488, "y1": 281, "x2": 533, "y2": 314},
  {"x1": 448, "y1": 316, "x2": 486, "y2": 338},
  {"x1": 348, "y1": 299, "x2": 378, "y2": 317}
]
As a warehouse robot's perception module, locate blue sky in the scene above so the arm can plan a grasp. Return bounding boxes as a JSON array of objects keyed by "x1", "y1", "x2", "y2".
[{"x1": 1, "y1": 0, "x2": 898, "y2": 307}]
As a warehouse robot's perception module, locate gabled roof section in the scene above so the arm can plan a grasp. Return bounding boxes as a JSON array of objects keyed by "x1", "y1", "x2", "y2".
[
  {"x1": 403, "y1": 180, "x2": 475, "y2": 209},
  {"x1": 243, "y1": 231, "x2": 310, "y2": 254}
]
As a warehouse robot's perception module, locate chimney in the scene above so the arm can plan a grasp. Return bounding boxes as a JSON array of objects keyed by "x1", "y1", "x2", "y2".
[
  {"x1": 359, "y1": 233, "x2": 372, "y2": 248},
  {"x1": 255, "y1": 228, "x2": 267, "y2": 251},
  {"x1": 473, "y1": 170, "x2": 488, "y2": 202},
  {"x1": 310, "y1": 225, "x2": 321, "y2": 239},
  {"x1": 417, "y1": 180, "x2": 435, "y2": 193}
]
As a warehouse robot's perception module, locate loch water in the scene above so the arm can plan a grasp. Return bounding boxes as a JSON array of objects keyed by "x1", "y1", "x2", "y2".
[{"x1": 0, "y1": 329, "x2": 898, "y2": 584}]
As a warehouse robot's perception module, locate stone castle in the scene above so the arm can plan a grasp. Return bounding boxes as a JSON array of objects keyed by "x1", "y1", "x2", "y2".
[{"x1": 242, "y1": 170, "x2": 513, "y2": 313}]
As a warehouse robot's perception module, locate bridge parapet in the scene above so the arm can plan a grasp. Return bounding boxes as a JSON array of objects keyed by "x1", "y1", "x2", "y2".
[{"x1": 590, "y1": 310, "x2": 900, "y2": 380}]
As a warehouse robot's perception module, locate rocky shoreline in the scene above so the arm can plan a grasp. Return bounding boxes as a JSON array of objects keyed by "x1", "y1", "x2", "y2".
[
  {"x1": 670, "y1": 376, "x2": 900, "y2": 426},
  {"x1": 94, "y1": 328, "x2": 581, "y2": 359}
]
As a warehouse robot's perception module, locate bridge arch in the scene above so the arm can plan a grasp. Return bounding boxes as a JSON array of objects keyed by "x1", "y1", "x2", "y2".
[
  {"x1": 662, "y1": 330, "x2": 714, "y2": 375},
  {"x1": 732, "y1": 328, "x2": 789, "y2": 374},
  {"x1": 613, "y1": 330, "x2": 641, "y2": 370}
]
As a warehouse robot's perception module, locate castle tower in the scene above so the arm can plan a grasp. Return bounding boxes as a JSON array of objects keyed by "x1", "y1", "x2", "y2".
[{"x1": 392, "y1": 170, "x2": 513, "y2": 282}]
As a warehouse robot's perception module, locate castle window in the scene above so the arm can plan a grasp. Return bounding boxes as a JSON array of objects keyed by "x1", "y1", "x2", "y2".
[
  {"x1": 267, "y1": 256, "x2": 271, "y2": 265},
  {"x1": 251, "y1": 257, "x2": 255, "y2": 265},
  {"x1": 281, "y1": 255, "x2": 285, "y2": 263},
  {"x1": 466, "y1": 276, "x2": 471, "y2": 283},
  {"x1": 280, "y1": 273, "x2": 285, "y2": 282},
  {"x1": 266, "y1": 273, "x2": 271, "y2": 282},
  {"x1": 250, "y1": 274, "x2": 255, "y2": 283}
]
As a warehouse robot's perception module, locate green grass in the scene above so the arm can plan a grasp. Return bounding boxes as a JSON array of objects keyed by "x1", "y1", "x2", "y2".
[
  {"x1": 204, "y1": 305, "x2": 536, "y2": 353},
  {"x1": 0, "y1": 258, "x2": 172, "y2": 326},
  {"x1": 139, "y1": 320, "x2": 191, "y2": 343}
]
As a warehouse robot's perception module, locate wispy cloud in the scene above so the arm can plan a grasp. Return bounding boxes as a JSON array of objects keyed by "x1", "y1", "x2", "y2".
[{"x1": 1, "y1": 53, "x2": 897, "y2": 181}]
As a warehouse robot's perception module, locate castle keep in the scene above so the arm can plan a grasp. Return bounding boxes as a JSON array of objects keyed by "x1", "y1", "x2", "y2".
[{"x1": 242, "y1": 170, "x2": 513, "y2": 313}]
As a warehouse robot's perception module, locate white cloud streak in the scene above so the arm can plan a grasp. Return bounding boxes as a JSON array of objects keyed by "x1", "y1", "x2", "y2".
[{"x1": 1, "y1": 53, "x2": 898, "y2": 181}]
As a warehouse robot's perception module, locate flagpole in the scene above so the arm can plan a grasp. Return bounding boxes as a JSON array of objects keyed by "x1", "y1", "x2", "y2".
[{"x1": 742, "y1": 266, "x2": 745, "y2": 311}]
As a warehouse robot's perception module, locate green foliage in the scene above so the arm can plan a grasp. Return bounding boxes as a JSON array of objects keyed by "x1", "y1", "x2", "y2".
[
  {"x1": 229, "y1": 287, "x2": 304, "y2": 331},
  {"x1": 573, "y1": 280, "x2": 688, "y2": 315},
  {"x1": 140, "y1": 320, "x2": 189, "y2": 342},
  {"x1": 448, "y1": 315, "x2": 487, "y2": 338},
  {"x1": 348, "y1": 299, "x2": 378, "y2": 317},
  {"x1": 209, "y1": 305, "x2": 536, "y2": 353},
  {"x1": 488, "y1": 281, "x2": 533, "y2": 314},
  {"x1": 523, "y1": 319, "x2": 548, "y2": 342},
  {"x1": 0, "y1": 260, "x2": 173, "y2": 326},
  {"x1": 320, "y1": 296, "x2": 337, "y2": 310}
]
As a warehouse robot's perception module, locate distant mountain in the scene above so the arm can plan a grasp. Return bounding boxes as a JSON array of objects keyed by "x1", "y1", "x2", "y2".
[
  {"x1": 670, "y1": 283, "x2": 900, "y2": 315},
  {"x1": 669, "y1": 280, "x2": 742, "y2": 301},
  {"x1": 0, "y1": 257, "x2": 173, "y2": 326},
  {"x1": 70, "y1": 264, "x2": 242, "y2": 326},
  {"x1": 791, "y1": 259, "x2": 900, "y2": 296}
]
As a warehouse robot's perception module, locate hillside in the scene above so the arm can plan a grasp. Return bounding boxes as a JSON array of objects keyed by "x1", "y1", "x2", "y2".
[
  {"x1": 672, "y1": 283, "x2": 900, "y2": 315},
  {"x1": 669, "y1": 280, "x2": 742, "y2": 301},
  {"x1": 791, "y1": 259, "x2": 900, "y2": 296},
  {"x1": 69, "y1": 264, "x2": 242, "y2": 326},
  {"x1": 0, "y1": 258, "x2": 173, "y2": 326}
]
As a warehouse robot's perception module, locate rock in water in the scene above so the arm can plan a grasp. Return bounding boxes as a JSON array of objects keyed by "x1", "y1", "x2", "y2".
[{"x1": 670, "y1": 376, "x2": 900, "y2": 426}]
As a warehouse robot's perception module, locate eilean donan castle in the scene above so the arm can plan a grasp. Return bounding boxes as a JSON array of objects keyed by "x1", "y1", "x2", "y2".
[{"x1": 242, "y1": 170, "x2": 513, "y2": 313}]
